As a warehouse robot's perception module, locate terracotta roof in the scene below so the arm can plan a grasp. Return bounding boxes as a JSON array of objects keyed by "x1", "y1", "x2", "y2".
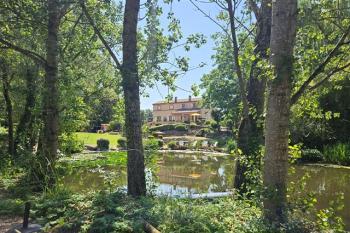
[{"x1": 153, "y1": 97, "x2": 201, "y2": 104}]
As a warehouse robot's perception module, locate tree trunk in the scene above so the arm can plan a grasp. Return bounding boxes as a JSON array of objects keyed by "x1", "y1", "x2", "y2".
[
  {"x1": 263, "y1": 0, "x2": 297, "y2": 225},
  {"x1": 234, "y1": 0, "x2": 271, "y2": 193},
  {"x1": 122, "y1": 0, "x2": 146, "y2": 197},
  {"x1": 41, "y1": 0, "x2": 60, "y2": 178},
  {"x1": 15, "y1": 65, "x2": 38, "y2": 153},
  {"x1": 1, "y1": 60, "x2": 15, "y2": 157}
]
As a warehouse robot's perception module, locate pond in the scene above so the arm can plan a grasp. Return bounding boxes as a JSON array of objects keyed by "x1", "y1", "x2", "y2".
[{"x1": 60, "y1": 152, "x2": 350, "y2": 229}]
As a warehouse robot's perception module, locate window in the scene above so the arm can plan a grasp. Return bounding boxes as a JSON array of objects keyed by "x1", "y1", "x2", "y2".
[
  {"x1": 163, "y1": 116, "x2": 167, "y2": 122},
  {"x1": 156, "y1": 116, "x2": 161, "y2": 122},
  {"x1": 157, "y1": 105, "x2": 161, "y2": 110},
  {"x1": 169, "y1": 116, "x2": 175, "y2": 121},
  {"x1": 182, "y1": 103, "x2": 186, "y2": 109},
  {"x1": 193, "y1": 103, "x2": 196, "y2": 108},
  {"x1": 169, "y1": 105, "x2": 174, "y2": 109}
]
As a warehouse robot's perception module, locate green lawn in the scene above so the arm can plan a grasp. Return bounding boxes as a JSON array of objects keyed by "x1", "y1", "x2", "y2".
[{"x1": 75, "y1": 132, "x2": 122, "y2": 147}]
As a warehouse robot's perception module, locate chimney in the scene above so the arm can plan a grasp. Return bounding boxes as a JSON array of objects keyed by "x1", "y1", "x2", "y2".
[
  {"x1": 189, "y1": 95, "x2": 192, "y2": 101},
  {"x1": 174, "y1": 97, "x2": 178, "y2": 103}
]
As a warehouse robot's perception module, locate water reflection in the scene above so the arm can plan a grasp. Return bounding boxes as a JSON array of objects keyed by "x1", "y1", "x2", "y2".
[
  {"x1": 290, "y1": 165, "x2": 350, "y2": 229},
  {"x1": 60, "y1": 153, "x2": 350, "y2": 229}
]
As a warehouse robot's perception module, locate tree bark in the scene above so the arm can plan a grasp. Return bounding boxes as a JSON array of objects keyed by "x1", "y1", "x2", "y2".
[
  {"x1": 41, "y1": 0, "x2": 60, "y2": 178},
  {"x1": 122, "y1": 0, "x2": 146, "y2": 197},
  {"x1": 263, "y1": 0, "x2": 297, "y2": 225},
  {"x1": 234, "y1": 0, "x2": 271, "y2": 193},
  {"x1": 15, "y1": 65, "x2": 38, "y2": 152},
  {"x1": 0, "y1": 60, "x2": 15, "y2": 157}
]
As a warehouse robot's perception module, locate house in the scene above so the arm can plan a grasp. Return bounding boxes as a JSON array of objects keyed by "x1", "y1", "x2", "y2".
[{"x1": 152, "y1": 96, "x2": 212, "y2": 124}]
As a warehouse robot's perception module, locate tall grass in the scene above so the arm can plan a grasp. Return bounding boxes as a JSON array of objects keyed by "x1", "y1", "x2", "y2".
[{"x1": 323, "y1": 143, "x2": 350, "y2": 165}]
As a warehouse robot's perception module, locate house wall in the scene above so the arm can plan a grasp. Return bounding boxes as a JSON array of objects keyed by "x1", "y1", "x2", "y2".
[{"x1": 152, "y1": 99, "x2": 212, "y2": 124}]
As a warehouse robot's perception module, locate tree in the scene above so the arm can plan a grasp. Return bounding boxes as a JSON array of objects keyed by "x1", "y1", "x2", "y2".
[
  {"x1": 263, "y1": 0, "x2": 297, "y2": 224},
  {"x1": 0, "y1": 0, "x2": 70, "y2": 183},
  {"x1": 0, "y1": 57, "x2": 14, "y2": 156},
  {"x1": 234, "y1": 0, "x2": 271, "y2": 193},
  {"x1": 81, "y1": 0, "x2": 146, "y2": 196}
]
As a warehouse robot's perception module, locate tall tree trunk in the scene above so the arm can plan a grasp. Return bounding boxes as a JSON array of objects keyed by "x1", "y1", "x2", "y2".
[
  {"x1": 234, "y1": 0, "x2": 271, "y2": 193},
  {"x1": 263, "y1": 0, "x2": 297, "y2": 225},
  {"x1": 122, "y1": 0, "x2": 146, "y2": 197},
  {"x1": 41, "y1": 0, "x2": 60, "y2": 178},
  {"x1": 15, "y1": 65, "x2": 38, "y2": 153},
  {"x1": 1, "y1": 60, "x2": 14, "y2": 157}
]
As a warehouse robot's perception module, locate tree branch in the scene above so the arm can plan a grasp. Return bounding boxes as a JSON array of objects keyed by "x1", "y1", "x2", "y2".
[
  {"x1": 80, "y1": 0, "x2": 122, "y2": 70},
  {"x1": 309, "y1": 61, "x2": 350, "y2": 91},
  {"x1": 227, "y1": 0, "x2": 249, "y2": 117},
  {"x1": 248, "y1": 0, "x2": 260, "y2": 19},
  {"x1": 291, "y1": 26, "x2": 350, "y2": 105},
  {"x1": 0, "y1": 38, "x2": 46, "y2": 65}
]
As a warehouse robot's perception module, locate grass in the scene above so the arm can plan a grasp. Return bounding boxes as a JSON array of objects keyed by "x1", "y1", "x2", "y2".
[{"x1": 75, "y1": 132, "x2": 122, "y2": 148}]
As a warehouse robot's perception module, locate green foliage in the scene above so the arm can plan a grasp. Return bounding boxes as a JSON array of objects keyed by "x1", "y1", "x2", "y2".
[
  {"x1": 117, "y1": 137, "x2": 127, "y2": 149},
  {"x1": 200, "y1": 34, "x2": 241, "y2": 128},
  {"x1": 150, "y1": 123, "x2": 188, "y2": 132},
  {"x1": 0, "y1": 198, "x2": 24, "y2": 216},
  {"x1": 108, "y1": 120, "x2": 122, "y2": 132},
  {"x1": 226, "y1": 139, "x2": 237, "y2": 153},
  {"x1": 75, "y1": 132, "x2": 121, "y2": 148},
  {"x1": 195, "y1": 127, "x2": 212, "y2": 137},
  {"x1": 97, "y1": 139, "x2": 110, "y2": 151},
  {"x1": 59, "y1": 133, "x2": 84, "y2": 155},
  {"x1": 174, "y1": 124, "x2": 187, "y2": 131},
  {"x1": 144, "y1": 138, "x2": 161, "y2": 151},
  {"x1": 167, "y1": 141, "x2": 177, "y2": 150},
  {"x1": 300, "y1": 149, "x2": 324, "y2": 162},
  {"x1": 323, "y1": 143, "x2": 350, "y2": 165}
]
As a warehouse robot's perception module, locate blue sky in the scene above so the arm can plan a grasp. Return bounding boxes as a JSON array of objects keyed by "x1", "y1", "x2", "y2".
[{"x1": 140, "y1": 1, "x2": 223, "y2": 109}]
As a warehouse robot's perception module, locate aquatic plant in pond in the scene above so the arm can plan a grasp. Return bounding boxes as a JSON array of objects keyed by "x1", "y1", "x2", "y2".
[{"x1": 323, "y1": 143, "x2": 350, "y2": 165}]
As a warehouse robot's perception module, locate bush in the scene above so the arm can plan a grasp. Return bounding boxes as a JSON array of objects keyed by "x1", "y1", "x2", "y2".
[
  {"x1": 174, "y1": 124, "x2": 187, "y2": 131},
  {"x1": 150, "y1": 124, "x2": 176, "y2": 132},
  {"x1": 195, "y1": 128, "x2": 212, "y2": 137},
  {"x1": 226, "y1": 139, "x2": 237, "y2": 153},
  {"x1": 59, "y1": 133, "x2": 84, "y2": 155},
  {"x1": 117, "y1": 137, "x2": 127, "y2": 149},
  {"x1": 97, "y1": 139, "x2": 110, "y2": 151},
  {"x1": 108, "y1": 120, "x2": 122, "y2": 132},
  {"x1": 323, "y1": 143, "x2": 350, "y2": 165},
  {"x1": 189, "y1": 122, "x2": 197, "y2": 129},
  {"x1": 0, "y1": 126, "x2": 7, "y2": 141},
  {"x1": 300, "y1": 149, "x2": 323, "y2": 162},
  {"x1": 149, "y1": 124, "x2": 188, "y2": 132},
  {"x1": 144, "y1": 138, "x2": 161, "y2": 151},
  {"x1": 167, "y1": 141, "x2": 177, "y2": 150}
]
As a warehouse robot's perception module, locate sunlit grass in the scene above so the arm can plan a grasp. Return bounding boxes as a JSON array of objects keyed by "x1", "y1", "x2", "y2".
[{"x1": 75, "y1": 132, "x2": 122, "y2": 147}]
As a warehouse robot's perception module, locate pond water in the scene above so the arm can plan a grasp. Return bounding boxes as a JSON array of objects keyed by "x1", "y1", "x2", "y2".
[{"x1": 60, "y1": 152, "x2": 350, "y2": 229}]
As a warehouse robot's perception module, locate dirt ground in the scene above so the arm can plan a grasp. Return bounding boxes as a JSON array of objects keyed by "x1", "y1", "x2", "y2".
[{"x1": 0, "y1": 216, "x2": 22, "y2": 233}]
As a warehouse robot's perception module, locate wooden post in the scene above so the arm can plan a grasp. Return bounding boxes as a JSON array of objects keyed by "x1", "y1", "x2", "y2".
[{"x1": 23, "y1": 201, "x2": 31, "y2": 229}]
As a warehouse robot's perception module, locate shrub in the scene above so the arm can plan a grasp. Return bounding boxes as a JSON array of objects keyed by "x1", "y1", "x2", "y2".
[
  {"x1": 117, "y1": 137, "x2": 127, "y2": 149},
  {"x1": 150, "y1": 124, "x2": 176, "y2": 132},
  {"x1": 300, "y1": 149, "x2": 323, "y2": 162},
  {"x1": 0, "y1": 126, "x2": 7, "y2": 141},
  {"x1": 59, "y1": 133, "x2": 84, "y2": 155},
  {"x1": 97, "y1": 139, "x2": 110, "y2": 151},
  {"x1": 195, "y1": 128, "x2": 211, "y2": 137},
  {"x1": 108, "y1": 120, "x2": 122, "y2": 132},
  {"x1": 226, "y1": 139, "x2": 237, "y2": 153},
  {"x1": 144, "y1": 138, "x2": 161, "y2": 151},
  {"x1": 174, "y1": 124, "x2": 187, "y2": 131},
  {"x1": 167, "y1": 141, "x2": 177, "y2": 150},
  {"x1": 157, "y1": 139, "x2": 164, "y2": 148},
  {"x1": 323, "y1": 143, "x2": 350, "y2": 165},
  {"x1": 189, "y1": 122, "x2": 197, "y2": 129}
]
